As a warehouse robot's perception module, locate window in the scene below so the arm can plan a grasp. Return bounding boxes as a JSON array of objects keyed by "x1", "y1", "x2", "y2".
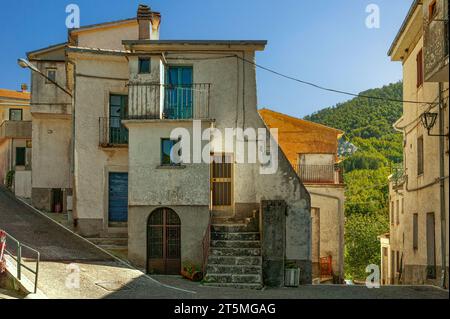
[
  {"x1": 396, "y1": 200, "x2": 400, "y2": 225},
  {"x1": 416, "y1": 50, "x2": 423, "y2": 88},
  {"x1": 15, "y1": 147, "x2": 26, "y2": 166},
  {"x1": 46, "y1": 69, "x2": 56, "y2": 83},
  {"x1": 138, "y1": 58, "x2": 151, "y2": 74},
  {"x1": 391, "y1": 201, "x2": 395, "y2": 226},
  {"x1": 161, "y1": 138, "x2": 181, "y2": 166},
  {"x1": 9, "y1": 109, "x2": 22, "y2": 121},
  {"x1": 109, "y1": 94, "x2": 128, "y2": 144},
  {"x1": 413, "y1": 213, "x2": 419, "y2": 250},
  {"x1": 417, "y1": 136, "x2": 424, "y2": 175}
]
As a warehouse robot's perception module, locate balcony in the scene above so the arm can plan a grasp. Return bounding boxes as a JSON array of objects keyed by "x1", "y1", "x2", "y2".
[
  {"x1": 294, "y1": 164, "x2": 344, "y2": 185},
  {"x1": 99, "y1": 117, "x2": 129, "y2": 147},
  {"x1": 424, "y1": 0, "x2": 449, "y2": 82},
  {"x1": 0, "y1": 120, "x2": 32, "y2": 141},
  {"x1": 126, "y1": 83, "x2": 211, "y2": 120},
  {"x1": 390, "y1": 163, "x2": 405, "y2": 188}
]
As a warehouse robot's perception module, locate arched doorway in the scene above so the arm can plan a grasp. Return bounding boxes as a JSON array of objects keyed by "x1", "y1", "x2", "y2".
[{"x1": 147, "y1": 208, "x2": 181, "y2": 275}]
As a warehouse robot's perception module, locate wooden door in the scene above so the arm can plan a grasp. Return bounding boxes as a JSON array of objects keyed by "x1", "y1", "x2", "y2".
[
  {"x1": 147, "y1": 208, "x2": 181, "y2": 275},
  {"x1": 211, "y1": 154, "x2": 233, "y2": 212}
]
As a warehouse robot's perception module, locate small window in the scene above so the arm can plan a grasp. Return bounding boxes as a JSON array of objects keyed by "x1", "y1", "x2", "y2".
[
  {"x1": 9, "y1": 109, "x2": 23, "y2": 121},
  {"x1": 16, "y1": 147, "x2": 26, "y2": 166},
  {"x1": 413, "y1": 213, "x2": 419, "y2": 250},
  {"x1": 138, "y1": 58, "x2": 151, "y2": 74},
  {"x1": 46, "y1": 69, "x2": 56, "y2": 83},
  {"x1": 416, "y1": 50, "x2": 423, "y2": 88},
  {"x1": 161, "y1": 138, "x2": 181, "y2": 166},
  {"x1": 391, "y1": 201, "x2": 395, "y2": 226},
  {"x1": 417, "y1": 136, "x2": 424, "y2": 175},
  {"x1": 396, "y1": 200, "x2": 400, "y2": 225}
]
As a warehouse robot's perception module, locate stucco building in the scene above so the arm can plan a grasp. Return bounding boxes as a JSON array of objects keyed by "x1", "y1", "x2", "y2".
[
  {"x1": 259, "y1": 109, "x2": 345, "y2": 283},
  {"x1": 26, "y1": 5, "x2": 313, "y2": 287},
  {"x1": 382, "y1": 0, "x2": 449, "y2": 287},
  {"x1": 0, "y1": 86, "x2": 31, "y2": 198}
]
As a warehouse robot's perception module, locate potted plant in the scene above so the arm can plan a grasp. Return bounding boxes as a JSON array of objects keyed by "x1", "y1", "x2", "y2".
[
  {"x1": 284, "y1": 261, "x2": 301, "y2": 287},
  {"x1": 181, "y1": 261, "x2": 203, "y2": 282}
]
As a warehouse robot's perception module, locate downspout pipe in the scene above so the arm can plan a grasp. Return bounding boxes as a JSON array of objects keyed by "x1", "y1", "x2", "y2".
[
  {"x1": 438, "y1": 82, "x2": 447, "y2": 289},
  {"x1": 308, "y1": 190, "x2": 344, "y2": 283}
]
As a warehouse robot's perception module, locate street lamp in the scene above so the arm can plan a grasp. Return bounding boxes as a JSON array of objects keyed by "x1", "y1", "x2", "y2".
[
  {"x1": 17, "y1": 58, "x2": 72, "y2": 97},
  {"x1": 421, "y1": 112, "x2": 448, "y2": 137}
]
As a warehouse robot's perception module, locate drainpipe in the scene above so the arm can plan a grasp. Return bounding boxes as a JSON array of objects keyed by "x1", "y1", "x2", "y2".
[
  {"x1": 67, "y1": 59, "x2": 77, "y2": 225},
  {"x1": 438, "y1": 82, "x2": 447, "y2": 288},
  {"x1": 308, "y1": 191, "x2": 344, "y2": 283}
]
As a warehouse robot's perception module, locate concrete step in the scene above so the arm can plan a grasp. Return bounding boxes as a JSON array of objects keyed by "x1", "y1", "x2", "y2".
[
  {"x1": 206, "y1": 264, "x2": 262, "y2": 275},
  {"x1": 210, "y1": 247, "x2": 261, "y2": 257},
  {"x1": 211, "y1": 232, "x2": 260, "y2": 241},
  {"x1": 203, "y1": 282, "x2": 263, "y2": 290},
  {"x1": 97, "y1": 244, "x2": 128, "y2": 251},
  {"x1": 212, "y1": 223, "x2": 260, "y2": 233},
  {"x1": 211, "y1": 240, "x2": 260, "y2": 248},
  {"x1": 208, "y1": 256, "x2": 262, "y2": 266},
  {"x1": 204, "y1": 273, "x2": 262, "y2": 284},
  {"x1": 86, "y1": 237, "x2": 128, "y2": 246}
]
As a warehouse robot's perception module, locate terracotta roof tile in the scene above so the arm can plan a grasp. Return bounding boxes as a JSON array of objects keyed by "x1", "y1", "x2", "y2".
[{"x1": 0, "y1": 89, "x2": 30, "y2": 101}]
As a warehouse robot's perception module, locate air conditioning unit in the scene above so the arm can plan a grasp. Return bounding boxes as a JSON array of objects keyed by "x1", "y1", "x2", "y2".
[{"x1": 285, "y1": 268, "x2": 300, "y2": 287}]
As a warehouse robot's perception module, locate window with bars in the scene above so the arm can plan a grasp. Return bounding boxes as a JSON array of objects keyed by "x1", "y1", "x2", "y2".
[{"x1": 416, "y1": 49, "x2": 424, "y2": 88}]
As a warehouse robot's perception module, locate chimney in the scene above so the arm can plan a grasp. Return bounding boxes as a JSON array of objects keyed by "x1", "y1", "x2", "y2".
[
  {"x1": 137, "y1": 4, "x2": 161, "y2": 40},
  {"x1": 21, "y1": 83, "x2": 28, "y2": 92},
  {"x1": 137, "y1": 4, "x2": 152, "y2": 40}
]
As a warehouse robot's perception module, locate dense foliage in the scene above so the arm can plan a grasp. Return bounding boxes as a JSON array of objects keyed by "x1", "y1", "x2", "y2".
[{"x1": 304, "y1": 82, "x2": 403, "y2": 280}]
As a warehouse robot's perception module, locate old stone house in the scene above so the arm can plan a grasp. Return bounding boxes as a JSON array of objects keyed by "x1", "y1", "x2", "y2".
[
  {"x1": 382, "y1": 0, "x2": 449, "y2": 287},
  {"x1": 26, "y1": 5, "x2": 313, "y2": 287},
  {"x1": 259, "y1": 109, "x2": 345, "y2": 283},
  {"x1": 0, "y1": 86, "x2": 31, "y2": 198}
]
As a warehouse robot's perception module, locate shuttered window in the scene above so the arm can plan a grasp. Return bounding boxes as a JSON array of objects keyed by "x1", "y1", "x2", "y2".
[
  {"x1": 417, "y1": 136, "x2": 424, "y2": 175},
  {"x1": 413, "y1": 213, "x2": 419, "y2": 250},
  {"x1": 416, "y1": 49, "x2": 423, "y2": 88}
]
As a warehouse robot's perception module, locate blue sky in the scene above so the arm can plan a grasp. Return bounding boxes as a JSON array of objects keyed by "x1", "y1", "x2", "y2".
[{"x1": 0, "y1": 0, "x2": 412, "y2": 117}]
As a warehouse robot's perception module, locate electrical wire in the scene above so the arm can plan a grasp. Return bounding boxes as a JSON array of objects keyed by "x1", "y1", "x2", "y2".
[{"x1": 234, "y1": 55, "x2": 437, "y2": 106}]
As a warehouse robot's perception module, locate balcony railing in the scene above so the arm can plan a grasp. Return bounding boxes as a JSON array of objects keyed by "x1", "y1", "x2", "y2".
[
  {"x1": 99, "y1": 117, "x2": 128, "y2": 147},
  {"x1": 391, "y1": 163, "x2": 405, "y2": 187},
  {"x1": 294, "y1": 164, "x2": 344, "y2": 185},
  {"x1": 126, "y1": 83, "x2": 211, "y2": 120}
]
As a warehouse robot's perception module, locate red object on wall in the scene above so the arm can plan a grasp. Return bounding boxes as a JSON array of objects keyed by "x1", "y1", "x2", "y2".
[
  {"x1": 320, "y1": 256, "x2": 333, "y2": 278},
  {"x1": 0, "y1": 230, "x2": 6, "y2": 273}
]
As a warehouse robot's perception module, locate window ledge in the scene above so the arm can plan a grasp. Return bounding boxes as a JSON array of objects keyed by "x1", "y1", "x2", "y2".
[{"x1": 156, "y1": 165, "x2": 186, "y2": 170}]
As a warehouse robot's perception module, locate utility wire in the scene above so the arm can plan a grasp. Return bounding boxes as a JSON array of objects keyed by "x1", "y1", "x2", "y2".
[{"x1": 234, "y1": 55, "x2": 437, "y2": 106}]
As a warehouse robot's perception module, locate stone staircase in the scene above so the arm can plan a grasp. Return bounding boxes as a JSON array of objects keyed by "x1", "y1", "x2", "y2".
[
  {"x1": 203, "y1": 215, "x2": 263, "y2": 289},
  {"x1": 85, "y1": 233, "x2": 128, "y2": 259}
]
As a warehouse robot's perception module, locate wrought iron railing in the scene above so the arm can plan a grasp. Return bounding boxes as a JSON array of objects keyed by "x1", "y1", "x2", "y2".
[
  {"x1": 294, "y1": 164, "x2": 344, "y2": 184},
  {"x1": 99, "y1": 117, "x2": 129, "y2": 147},
  {"x1": 126, "y1": 83, "x2": 211, "y2": 120}
]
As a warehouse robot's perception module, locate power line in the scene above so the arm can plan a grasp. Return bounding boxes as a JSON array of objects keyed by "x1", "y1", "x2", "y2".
[{"x1": 234, "y1": 55, "x2": 436, "y2": 106}]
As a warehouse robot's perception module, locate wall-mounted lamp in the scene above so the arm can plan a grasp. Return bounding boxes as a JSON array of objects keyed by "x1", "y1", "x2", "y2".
[{"x1": 421, "y1": 112, "x2": 448, "y2": 137}]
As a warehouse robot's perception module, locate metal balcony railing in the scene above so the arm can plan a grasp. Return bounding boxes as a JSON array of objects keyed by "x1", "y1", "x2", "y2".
[
  {"x1": 126, "y1": 83, "x2": 211, "y2": 120},
  {"x1": 294, "y1": 164, "x2": 344, "y2": 185},
  {"x1": 99, "y1": 117, "x2": 129, "y2": 147},
  {"x1": 391, "y1": 163, "x2": 405, "y2": 187}
]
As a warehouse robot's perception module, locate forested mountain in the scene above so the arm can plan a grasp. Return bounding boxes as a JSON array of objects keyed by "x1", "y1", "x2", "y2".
[{"x1": 304, "y1": 81, "x2": 403, "y2": 279}]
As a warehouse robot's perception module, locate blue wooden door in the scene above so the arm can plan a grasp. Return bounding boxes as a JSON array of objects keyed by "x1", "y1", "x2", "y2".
[
  {"x1": 108, "y1": 173, "x2": 128, "y2": 223},
  {"x1": 165, "y1": 66, "x2": 193, "y2": 119}
]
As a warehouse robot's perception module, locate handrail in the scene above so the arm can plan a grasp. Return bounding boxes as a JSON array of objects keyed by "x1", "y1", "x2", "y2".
[
  {"x1": 0, "y1": 230, "x2": 40, "y2": 294},
  {"x1": 202, "y1": 212, "x2": 212, "y2": 276}
]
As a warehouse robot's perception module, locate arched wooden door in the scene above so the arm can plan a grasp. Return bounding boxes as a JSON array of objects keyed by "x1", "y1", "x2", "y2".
[{"x1": 147, "y1": 208, "x2": 181, "y2": 275}]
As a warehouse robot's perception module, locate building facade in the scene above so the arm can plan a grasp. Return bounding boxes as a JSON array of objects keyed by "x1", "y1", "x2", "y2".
[
  {"x1": 0, "y1": 86, "x2": 31, "y2": 198},
  {"x1": 259, "y1": 109, "x2": 345, "y2": 283},
  {"x1": 383, "y1": 0, "x2": 449, "y2": 287},
  {"x1": 27, "y1": 5, "x2": 313, "y2": 287}
]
